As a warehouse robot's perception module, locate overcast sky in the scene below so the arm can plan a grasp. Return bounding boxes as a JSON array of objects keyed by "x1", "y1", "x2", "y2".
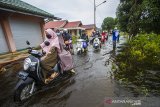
[{"x1": 22, "y1": 0, "x2": 120, "y2": 28}]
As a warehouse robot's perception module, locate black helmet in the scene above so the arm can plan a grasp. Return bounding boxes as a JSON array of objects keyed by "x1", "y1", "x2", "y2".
[{"x1": 44, "y1": 41, "x2": 50, "y2": 46}]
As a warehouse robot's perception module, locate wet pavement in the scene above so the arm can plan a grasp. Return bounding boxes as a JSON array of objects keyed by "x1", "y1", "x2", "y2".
[{"x1": 0, "y1": 36, "x2": 159, "y2": 107}]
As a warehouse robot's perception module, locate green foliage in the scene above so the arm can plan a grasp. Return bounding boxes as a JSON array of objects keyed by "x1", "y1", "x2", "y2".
[
  {"x1": 117, "y1": 0, "x2": 160, "y2": 35},
  {"x1": 130, "y1": 34, "x2": 160, "y2": 68},
  {"x1": 140, "y1": 0, "x2": 160, "y2": 34},
  {"x1": 116, "y1": 0, "x2": 132, "y2": 33},
  {"x1": 111, "y1": 63, "x2": 116, "y2": 70},
  {"x1": 115, "y1": 33, "x2": 160, "y2": 94},
  {"x1": 101, "y1": 17, "x2": 116, "y2": 31},
  {"x1": 116, "y1": 33, "x2": 160, "y2": 81},
  {"x1": 72, "y1": 35, "x2": 78, "y2": 44}
]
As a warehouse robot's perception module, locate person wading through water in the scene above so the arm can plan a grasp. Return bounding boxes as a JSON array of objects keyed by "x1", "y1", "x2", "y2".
[{"x1": 112, "y1": 27, "x2": 119, "y2": 51}]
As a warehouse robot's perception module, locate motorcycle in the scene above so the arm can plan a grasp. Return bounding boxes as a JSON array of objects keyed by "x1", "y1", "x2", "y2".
[
  {"x1": 93, "y1": 37, "x2": 101, "y2": 50},
  {"x1": 64, "y1": 39, "x2": 74, "y2": 55},
  {"x1": 101, "y1": 35, "x2": 106, "y2": 44},
  {"x1": 76, "y1": 39, "x2": 88, "y2": 54},
  {"x1": 14, "y1": 41, "x2": 74, "y2": 102}
]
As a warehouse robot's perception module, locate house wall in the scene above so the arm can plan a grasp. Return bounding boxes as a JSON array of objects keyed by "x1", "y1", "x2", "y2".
[
  {"x1": 85, "y1": 28, "x2": 94, "y2": 37},
  {"x1": 1, "y1": 16, "x2": 17, "y2": 52},
  {"x1": 0, "y1": 12, "x2": 45, "y2": 53},
  {"x1": 9, "y1": 18, "x2": 43, "y2": 50},
  {"x1": 0, "y1": 21, "x2": 9, "y2": 53},
  {"x1": 10, "y1": 13, "x2": 45, "y2": 38},
  {"x1": 68, "y1": 29, "x2": 82, "y2": 37},
  {"x1": 69, "y1": 29, "x2": 77, "y2": 36}
]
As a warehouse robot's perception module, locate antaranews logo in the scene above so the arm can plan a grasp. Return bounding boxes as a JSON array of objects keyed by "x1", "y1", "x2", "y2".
[
  {"x1": 105, "y1": 99, "x2": 112, "y2": 104},
  {"x1": 104, "y1": 97, "x2": 141, "y2": 106}
]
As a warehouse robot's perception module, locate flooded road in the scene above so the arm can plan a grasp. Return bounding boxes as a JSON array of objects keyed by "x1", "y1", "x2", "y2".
[{"x1": 0, "y1": 36, "x2": 158, "y2": 107}]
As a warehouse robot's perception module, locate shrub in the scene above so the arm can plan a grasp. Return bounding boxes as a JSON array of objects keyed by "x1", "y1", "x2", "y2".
[
  {"x1": 72, "y1": 35, "x2": 79, "y2": 44},
  {"x1": 116, "y1": 33, "x2": 160, "y2": 81}
]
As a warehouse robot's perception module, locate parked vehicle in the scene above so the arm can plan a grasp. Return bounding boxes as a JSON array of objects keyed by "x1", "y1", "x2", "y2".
[
  {"x1": 76, "y1": 39, "x2": 88, "y2": 54},
  {"x1": 14, "y1": 41, "x2": 74, "y2": 102},
  {"x1": 64, "y1": 39, "x2": 74, "y2": 54},
  {"x1": 93, "y1": 37, "x2": 101, "y2": 50}
]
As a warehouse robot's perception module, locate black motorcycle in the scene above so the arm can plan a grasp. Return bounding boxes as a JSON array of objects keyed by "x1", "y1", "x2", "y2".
[{"x1": 14, "y1": 41, "x2": 74, "y2": 102}]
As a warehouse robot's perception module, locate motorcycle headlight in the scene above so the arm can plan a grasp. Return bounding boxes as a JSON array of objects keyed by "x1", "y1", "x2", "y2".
[
  {"x1": 94, "y1": 43, "x2": 98, "y2": 46},
  {"x1": 24, "y1": 58, "x2": 31, "y2": 71}
]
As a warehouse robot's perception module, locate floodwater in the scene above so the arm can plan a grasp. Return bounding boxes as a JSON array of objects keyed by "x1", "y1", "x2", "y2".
[{"x1": 0, "y1": 36, "x2": 159, "y2": 107}]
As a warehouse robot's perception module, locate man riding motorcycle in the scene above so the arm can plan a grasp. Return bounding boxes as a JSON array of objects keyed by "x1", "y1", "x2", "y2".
[
  {"x1": 62, "y1": 29, "x2": 73, "y2": 54},
  {"x1": 80, "y1": 31, "x2": 89, "y2": 45},
  {"x1": 62, "y1": 29, "x2": 71, "y2": 42},
  {"x1": 101, "y1": 31, "x2": 106, "y2": 44}
]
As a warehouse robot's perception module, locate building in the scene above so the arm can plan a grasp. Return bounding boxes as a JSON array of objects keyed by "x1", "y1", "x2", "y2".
[
  {"x1": 0, "y1": 0, "x2": 58, "y2": 54},
  {"x1": 63, "y1": 21, "x2": 85, "y2": 36},
  {"x1": 44, "y1": 20, "x2": 67, "y2": 30},
  {"x1": 45, "y1": 20, "x2": 85, "y2": 36},
  {"x1": 82, "y1": 24, "x2": 95, "y2": 37}
]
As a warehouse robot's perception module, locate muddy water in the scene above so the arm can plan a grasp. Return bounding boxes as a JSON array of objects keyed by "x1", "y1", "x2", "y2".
[{"x1": 0, "y1": 36, "x2": 156, "y2": 107}]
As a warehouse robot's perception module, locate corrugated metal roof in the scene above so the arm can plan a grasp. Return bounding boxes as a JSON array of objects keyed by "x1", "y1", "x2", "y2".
[
  {"x1": 64, "y1": 21, "x2": 82, "y2": 28},
  {"x1": 0, "y1": 0, "x2": 55, "y2": 18},
  {"x1": 44, "y1": 20, "x2": 67, "y2": 29},
  {"x1": 82, "y1": 24, "x2": 95, "y2": 29}
]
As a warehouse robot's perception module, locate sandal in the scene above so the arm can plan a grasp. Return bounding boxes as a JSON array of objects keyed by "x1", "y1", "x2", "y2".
[
  {"x1": 70, "y1": 69, "x2": 75, "y2": 73},
  {"x1": 45, "y1": 78, "x2": 53, "y2": 84},
  {"x1": 51, "y1": 72, "x2": 59, "y2": 79}
]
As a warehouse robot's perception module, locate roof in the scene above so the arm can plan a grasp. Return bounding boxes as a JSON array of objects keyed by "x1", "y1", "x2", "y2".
[
  {"x1": 64, "y1": 21, "x2": 82, "y2": 28},
  {"x1": 82, "y1": 24, "x2": 95, "y2": 30},
  {"x1": 0, "y1": 0, "x2": 55, "y2": 19},
  {"x1": 44, "y1": 20, "x2": 67, "y2": 29}
]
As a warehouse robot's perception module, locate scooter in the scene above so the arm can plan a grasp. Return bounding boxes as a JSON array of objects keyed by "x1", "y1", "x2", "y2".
[
  {"x1": 14, "y1": 41, "x2": 74, "y2": 102},
  {"x1": 76, "y1": 39, "x2": 88, "y2": 55},
  {"x1": 101, "y1": 35, "x2": 105, "y2": 44},
  {"x1": 93, "y1": 37, "x2": 101, "y2": 50}
]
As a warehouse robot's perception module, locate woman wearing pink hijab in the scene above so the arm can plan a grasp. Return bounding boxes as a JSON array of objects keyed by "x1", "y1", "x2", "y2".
[{"x1": 40, "y1": 29, "x2": 60, "y2": 84}]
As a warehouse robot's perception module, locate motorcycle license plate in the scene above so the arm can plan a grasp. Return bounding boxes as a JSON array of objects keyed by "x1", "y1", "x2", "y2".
[{"x1": 18, "y1": 71, "x2": 29, "y2": 80}]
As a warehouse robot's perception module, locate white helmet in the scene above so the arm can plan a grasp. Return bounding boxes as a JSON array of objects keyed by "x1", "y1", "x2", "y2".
[
  {"x1": 64, "y1": 29, "x2": 68, "y2": 32},
  {"x1": 114, "y1": 27, "x2": 117, "y2": 30},
  {"x1": 60, "y1": 30, "x2": 63, "y2": 34}
]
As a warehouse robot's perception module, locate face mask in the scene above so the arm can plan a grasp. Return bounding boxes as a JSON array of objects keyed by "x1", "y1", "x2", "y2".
[
  {"x1": 56, "y1": 33, "x2": 60, "y2": 36},
  {"x1": 46, "y1": 34, "x2": 52, "y2": 39},
  {"x1": 44, "y1": 41, "x2": 50, "y2": 46}
]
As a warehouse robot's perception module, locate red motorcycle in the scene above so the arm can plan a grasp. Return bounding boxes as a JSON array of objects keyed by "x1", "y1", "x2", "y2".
[{"x1": 101, "y1": 35, "x2": 106, "y2": 44}]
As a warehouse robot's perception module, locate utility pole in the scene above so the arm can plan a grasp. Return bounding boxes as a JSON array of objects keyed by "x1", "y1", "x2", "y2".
[
  {"x1": 94, "y1": 0, "x2": 106, "y2": 30},
  {"x1": 94, "y1": 0, "x2": 96, "y2": 30}
]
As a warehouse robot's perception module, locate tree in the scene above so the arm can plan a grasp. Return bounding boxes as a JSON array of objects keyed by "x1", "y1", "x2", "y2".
[
  {"x1": 127, "y1": 0, "x2": 143, "y2": 36},
  {"x1": 140, "y1": 0, "x2": 160, "y2": 34},
  {"x1": 116, "y1": 0, "x2": 160, "y2": 35},
  {"x1": 116, "y1": 0, "x2": 132, "y2": 33},
  {"x1": 101, "y1": 17, "x2": 115, "y2": 32}
]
